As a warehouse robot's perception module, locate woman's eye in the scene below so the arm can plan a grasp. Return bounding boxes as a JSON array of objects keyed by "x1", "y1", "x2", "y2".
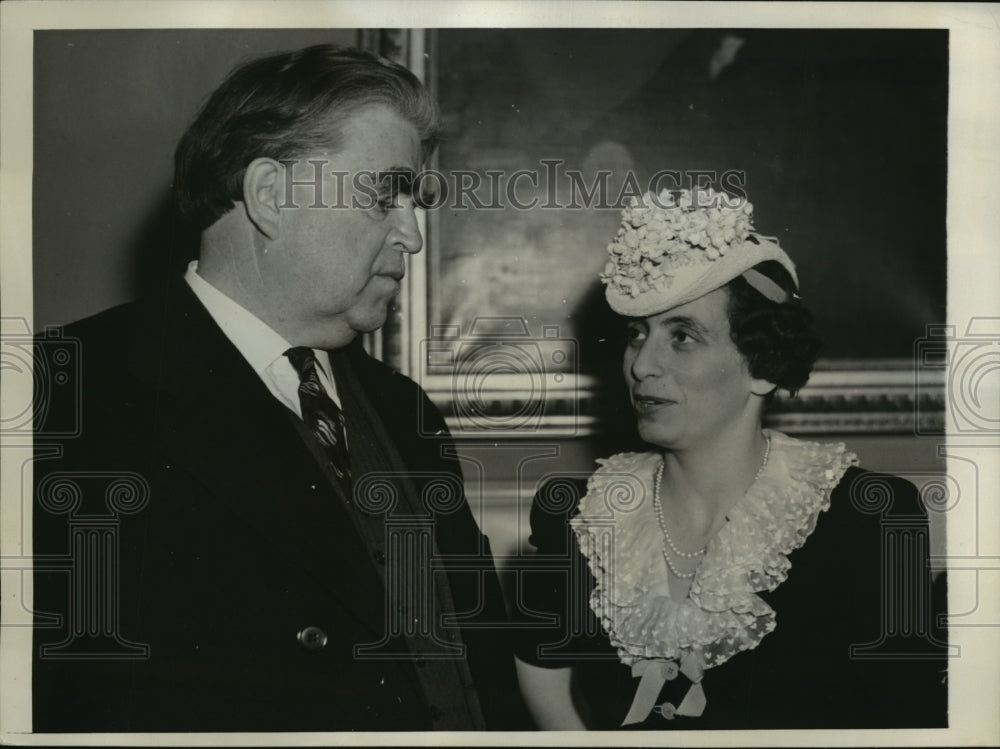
[
  {"x1": 626, "y1": 326, "x2": 647, "y2": 344},
  {"x1": 672, "y1": 329, "x2": 696, "y2": 345}
]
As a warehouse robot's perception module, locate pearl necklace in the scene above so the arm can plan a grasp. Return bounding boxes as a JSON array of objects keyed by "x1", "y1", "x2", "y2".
[{"x1": 653, "y1": 434, "x2": 772, "y2": 580}]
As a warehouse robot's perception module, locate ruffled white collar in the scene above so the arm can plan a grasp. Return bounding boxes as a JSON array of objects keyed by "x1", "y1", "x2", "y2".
[{"x1": 570, "y1": 430, "x2": 858, "y2": 675}]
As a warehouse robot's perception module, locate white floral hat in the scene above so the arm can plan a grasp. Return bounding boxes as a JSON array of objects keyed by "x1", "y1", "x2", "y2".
[{"x1": 600, "y1": 187, "x2": 798, "y2": 317}]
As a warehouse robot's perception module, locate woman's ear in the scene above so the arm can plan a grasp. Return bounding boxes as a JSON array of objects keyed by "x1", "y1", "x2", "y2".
[
  {"x1": 242, "y1": 157, "x2": 283, "y2": 240},
  {"x1": 750, "y1": 377, "x2": 778, "y2": 398}
]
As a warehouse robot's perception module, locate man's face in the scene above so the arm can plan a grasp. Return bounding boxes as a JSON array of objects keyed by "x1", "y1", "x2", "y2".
[
  {"x1": 262, "y1": 103, "x2": 423, "y2": 348},
  {"x1": 623, "y1": 287, "x2": 763, "y2": 451}
]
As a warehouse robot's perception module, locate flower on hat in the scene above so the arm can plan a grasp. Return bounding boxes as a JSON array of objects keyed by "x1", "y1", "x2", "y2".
[{"x1": 600, "y1": 187, "x2": 755, "y2": 298}]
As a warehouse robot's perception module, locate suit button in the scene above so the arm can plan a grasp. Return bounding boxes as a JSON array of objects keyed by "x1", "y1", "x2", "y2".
[
  {"x1": 374, "y1": 550, "x2": 386, "y2": 565},
  {"x1": 297, "y1": 626, "x2": 327, "y2": 651}
]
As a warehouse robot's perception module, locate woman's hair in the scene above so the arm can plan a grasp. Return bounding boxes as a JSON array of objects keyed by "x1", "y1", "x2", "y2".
[
  {"x1": 725, "y1": 260, "x2": 822, "y2": 396},
  {"x1": 173, "y1": 44, "x2": 440, "y2": 231}
]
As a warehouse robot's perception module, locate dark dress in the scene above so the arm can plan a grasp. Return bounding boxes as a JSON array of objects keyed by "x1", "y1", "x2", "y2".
[{"x1": 513, "y1": 439, "x2": 948, "y2": 730}]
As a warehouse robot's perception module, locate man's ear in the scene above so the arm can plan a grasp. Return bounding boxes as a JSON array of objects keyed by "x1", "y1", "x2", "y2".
[{"x1": 242, "y1": 157, "x2": 283, "y2": 240}]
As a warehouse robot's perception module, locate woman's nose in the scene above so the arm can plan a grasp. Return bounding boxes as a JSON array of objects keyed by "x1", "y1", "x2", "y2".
[{"x1": 627, "y1": 339, "x2": 664, "y2": 381}]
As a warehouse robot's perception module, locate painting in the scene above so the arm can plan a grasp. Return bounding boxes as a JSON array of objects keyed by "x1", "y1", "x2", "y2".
[{"x1": 381, "y1": 28, "x2": 949, "y2": 437}]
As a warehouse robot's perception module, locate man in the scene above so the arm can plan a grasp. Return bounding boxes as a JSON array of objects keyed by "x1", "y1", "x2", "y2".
[{"x1": 33, "y1": 45, "x2": 526, "y2": 732}]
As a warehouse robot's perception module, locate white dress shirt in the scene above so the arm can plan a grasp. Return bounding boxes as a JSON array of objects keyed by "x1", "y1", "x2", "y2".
[{"x1": 184, "y1": 260, "x2": 342, "y2": 417}]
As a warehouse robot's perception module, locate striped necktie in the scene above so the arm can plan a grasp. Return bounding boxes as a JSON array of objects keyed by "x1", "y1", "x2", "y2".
[{"x1": 285, "y1": 347, "x2": 352, "y2": 487}]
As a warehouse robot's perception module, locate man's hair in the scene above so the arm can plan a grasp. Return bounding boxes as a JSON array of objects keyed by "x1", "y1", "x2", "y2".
[
  {"x1": 173, "y1": 44, "x2": 439, "y2": 231},
  {"x1": 725, "y1": 260, "x2": 822, "y2": 397}
]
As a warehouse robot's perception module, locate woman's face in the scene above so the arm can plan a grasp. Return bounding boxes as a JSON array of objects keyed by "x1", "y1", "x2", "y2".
[{"x1": 623, "y1": 287, "x2": 771, "y2": 451}]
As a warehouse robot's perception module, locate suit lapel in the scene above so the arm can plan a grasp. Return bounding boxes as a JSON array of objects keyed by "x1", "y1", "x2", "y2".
[{"x1": 127, "y1": 279, "x2": 388, "y2": 635}]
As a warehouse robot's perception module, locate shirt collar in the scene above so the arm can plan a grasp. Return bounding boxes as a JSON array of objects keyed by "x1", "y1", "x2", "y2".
[{"x1": 184, "y1": 260, "x2": 295, "y2": 376}]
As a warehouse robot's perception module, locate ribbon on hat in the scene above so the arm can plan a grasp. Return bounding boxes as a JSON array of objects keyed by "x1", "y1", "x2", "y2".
[{"x1": 741, "y1": 267, "x2": 791, "y2": 303}]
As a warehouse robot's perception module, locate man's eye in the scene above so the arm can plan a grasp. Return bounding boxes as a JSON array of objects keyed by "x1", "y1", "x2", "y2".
[
  {"x1": 378, "y1": 191, "x2": 419, "y2": 213},
  {"x1": 418, "y1": 185, "x2": 439, "y2": 207},
  {"x1": 374, "y1": 194, "x2": 398, "y2": 213}
]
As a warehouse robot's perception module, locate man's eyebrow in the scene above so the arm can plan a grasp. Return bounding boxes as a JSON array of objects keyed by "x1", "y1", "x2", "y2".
[{"x1": 377, "y1": 168, "x2": 416, "y2": 193}]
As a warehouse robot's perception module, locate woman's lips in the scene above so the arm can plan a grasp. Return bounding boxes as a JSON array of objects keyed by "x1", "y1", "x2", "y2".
[{"x1": 632, "y1": 394, "x2": 676, "y2": 413}]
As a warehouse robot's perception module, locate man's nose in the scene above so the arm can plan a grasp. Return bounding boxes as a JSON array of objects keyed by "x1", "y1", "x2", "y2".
[{"x1": 390, "y1": 205, "x2": 423, "y2": 254}]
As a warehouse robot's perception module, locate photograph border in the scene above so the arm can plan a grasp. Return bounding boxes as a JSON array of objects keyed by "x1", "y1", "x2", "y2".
[{"x1": 2, "y1": 2, "x2": 998, "y2": 747}]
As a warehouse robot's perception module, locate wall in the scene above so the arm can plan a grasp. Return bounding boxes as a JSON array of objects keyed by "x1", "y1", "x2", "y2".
[{"x1": 33, "y1": 28, "x2": 357, "y2": 330}]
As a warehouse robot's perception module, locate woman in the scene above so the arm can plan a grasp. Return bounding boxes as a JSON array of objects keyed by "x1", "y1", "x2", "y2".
[{"x1": 513, "y1": 188, "x2": 947, "y2": 729}]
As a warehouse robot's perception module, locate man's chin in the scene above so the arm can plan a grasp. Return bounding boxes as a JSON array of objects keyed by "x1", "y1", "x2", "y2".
[{"x1": 346, "y1": 302, "x2": 392, "y2": 336}]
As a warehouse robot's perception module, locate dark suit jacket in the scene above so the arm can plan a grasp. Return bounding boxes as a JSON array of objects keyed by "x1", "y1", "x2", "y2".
[
  {"x1": 514, "y1": 467, "x2": 949, "y2": 730},
  {"x1": 33, "y1": 278, "x2": 527, "y2": 732}
]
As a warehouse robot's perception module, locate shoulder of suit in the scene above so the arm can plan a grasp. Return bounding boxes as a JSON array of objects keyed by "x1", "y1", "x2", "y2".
[
  {"x1": 40, "y1": 300, "x2": 144, "y2": 382},
  {"x1": 53, "y1": 299, "x2": 139, "y2": 341},
  {"x1": 346, "y1": 341, "x2": 429, "y2": 397}
]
